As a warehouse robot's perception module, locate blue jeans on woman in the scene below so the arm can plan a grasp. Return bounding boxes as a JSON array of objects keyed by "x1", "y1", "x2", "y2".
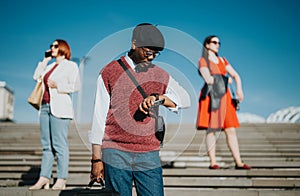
[
  {"x1": 39, "y1": 104, "x2": 70, "y2": 179},
  {"x1": 102, "y1": 148, "x2": 164, "y2": 196}
]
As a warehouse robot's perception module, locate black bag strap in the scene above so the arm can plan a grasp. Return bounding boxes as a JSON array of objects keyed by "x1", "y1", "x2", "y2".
[{"x1": 117, "y1": 59, "x2": 147, "y2": 99}]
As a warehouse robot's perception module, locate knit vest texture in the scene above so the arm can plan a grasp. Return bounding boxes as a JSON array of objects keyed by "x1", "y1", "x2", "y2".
[{"x1": 101, "y1": 56, "x2": 169, "y2": 152}]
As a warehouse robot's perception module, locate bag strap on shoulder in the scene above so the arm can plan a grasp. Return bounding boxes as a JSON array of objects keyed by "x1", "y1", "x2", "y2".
[{"x1": 117, "y1": 59, "x2": 147, "y2": 99}]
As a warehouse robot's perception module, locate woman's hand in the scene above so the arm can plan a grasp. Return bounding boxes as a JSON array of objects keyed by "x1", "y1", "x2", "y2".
[
  {"x1": 43, "y1": 50, "x2": 52, "y2": 62},
  {"x1": 226, "y1": 66, "x2": 244, "y2": 102},
  {"x1": 47, "y1": 79, "x2": 57, "y2": 88},
  {"x1": 236, "y1": 89, "x2": 244, "y2": 102}
]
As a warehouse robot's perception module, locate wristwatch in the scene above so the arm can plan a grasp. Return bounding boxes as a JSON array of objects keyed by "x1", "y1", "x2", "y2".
[{"x1": 91, "y1": 159, "x2": 102, "y2": 163}]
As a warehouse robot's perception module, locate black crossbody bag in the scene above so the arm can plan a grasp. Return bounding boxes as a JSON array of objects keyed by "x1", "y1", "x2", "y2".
[{"x1": 117, "y1": 59, "x2": 166, "y2": 147}]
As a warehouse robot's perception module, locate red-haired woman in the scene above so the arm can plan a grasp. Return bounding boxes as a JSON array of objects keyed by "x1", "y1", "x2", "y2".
[{"x1": 29, "y1": 39, "x2": 81, "y2": 190}]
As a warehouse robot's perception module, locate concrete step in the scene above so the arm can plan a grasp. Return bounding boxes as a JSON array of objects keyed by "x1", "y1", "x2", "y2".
[
  {"x1": 1, "y1": 187, "x2": 300, "y2": 196},
  {"x1": 2, "y1": 168, "x2": 300, "y2": 179},
  {"x1": 163, "y1": 177, "x2": 300, "y2": 188},
  {"x1": 1, "y1": 160, "x2": 299, "y2": 169},
  {"x1": 1, "y1": 176, "x2": 300, "y2": 189}
]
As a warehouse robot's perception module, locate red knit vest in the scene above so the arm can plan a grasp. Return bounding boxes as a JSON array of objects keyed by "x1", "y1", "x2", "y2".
[{"x1": 101, "y1": 57, "x2": 169, "y2": 152}]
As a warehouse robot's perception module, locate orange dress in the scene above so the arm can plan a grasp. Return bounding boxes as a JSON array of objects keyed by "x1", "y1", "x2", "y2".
[{"x1": 196, "y1": 57, "x2": 240, "y2": 130}]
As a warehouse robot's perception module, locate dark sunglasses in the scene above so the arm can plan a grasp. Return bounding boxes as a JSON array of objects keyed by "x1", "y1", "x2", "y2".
[
  {"x1": 209, "y1": 41, "x2": 221, "y2": 45},
  {"x1": 50, "y1": 44, "x2": 59, "y2": 49},
  {"x1": 142, "y1": 48, "x2": 160, "y2": 57}
]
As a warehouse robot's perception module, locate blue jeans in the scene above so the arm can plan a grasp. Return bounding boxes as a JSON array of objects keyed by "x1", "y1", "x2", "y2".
[
  {"x1": 39, "y1": 104, "x2": 70, "y2": 179},
  {"x1": 103, "y1": 149, "x2": 164, "y2": 196}
]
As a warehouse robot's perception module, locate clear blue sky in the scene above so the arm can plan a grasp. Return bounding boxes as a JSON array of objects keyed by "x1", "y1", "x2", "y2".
[{"x1": 1, "y1": 0, "x2": 299, "y2": 124}]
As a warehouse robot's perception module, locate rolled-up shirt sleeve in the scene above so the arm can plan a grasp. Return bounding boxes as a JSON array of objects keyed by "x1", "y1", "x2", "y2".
[
  {"x1": 88, "y1": 75, "x2": 110, "y2": 145},
  {"x1": 164, "y1": 76, "x2": 191, "y2": 113}
]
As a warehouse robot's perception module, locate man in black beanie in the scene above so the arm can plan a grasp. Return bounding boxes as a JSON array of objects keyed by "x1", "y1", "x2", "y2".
[{"x1": 89, "y1": 23, "x2": 190, "y2": 196}]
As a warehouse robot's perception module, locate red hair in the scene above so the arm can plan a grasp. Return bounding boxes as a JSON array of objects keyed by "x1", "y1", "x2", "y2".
[{"x1": 55, "y1": 39, "x2": 71, "y2": 60}]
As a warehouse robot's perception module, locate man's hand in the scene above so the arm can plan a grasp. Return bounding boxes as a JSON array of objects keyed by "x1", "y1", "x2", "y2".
[
  {"x1": 138, "y1": 95, "x2": 156, "y2": 114},
  {"x1": 90, "y1": 161, "x2": 104, "y2": 183}
]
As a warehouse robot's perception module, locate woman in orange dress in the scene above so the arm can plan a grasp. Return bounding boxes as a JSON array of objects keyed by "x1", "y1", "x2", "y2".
[{"x1": 196, "y1": 35, "x2": 251, "y2": 170}]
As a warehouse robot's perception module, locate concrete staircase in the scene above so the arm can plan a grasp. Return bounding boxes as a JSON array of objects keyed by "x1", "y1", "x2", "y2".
[{"x1": 0, "y1": 122, "x2": 300, "y2": 195}]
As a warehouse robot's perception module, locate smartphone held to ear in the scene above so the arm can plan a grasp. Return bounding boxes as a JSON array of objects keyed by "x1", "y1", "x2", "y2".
[{"x1": 45, "y1": 51, "x2": 52, "y2": 58}]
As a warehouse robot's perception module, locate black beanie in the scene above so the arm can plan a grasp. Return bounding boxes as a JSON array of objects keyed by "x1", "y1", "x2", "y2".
[{"x1": 132, "y1": 23, "x2": 165, "y2": 51}]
